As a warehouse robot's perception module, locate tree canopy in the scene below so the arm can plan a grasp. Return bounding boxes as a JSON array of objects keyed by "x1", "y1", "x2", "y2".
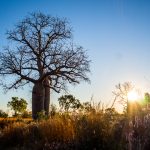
[
  {"x1": 58, "y1": 94, "x2": 82, "y2": 112},
  {"x1": 7, "y1": 97, "x2": 28, "y2": 116}
]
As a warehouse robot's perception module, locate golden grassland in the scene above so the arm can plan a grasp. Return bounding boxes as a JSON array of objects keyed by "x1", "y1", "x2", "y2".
[
  {"x1": 0, "y1": 111, "x2": 150, "y2": 150},
  {"x1": 0, "y1": 112, "x2": 127, "y2": 150},
  {"x1": 0, "y1": 117, "x2": 32, "y2": 121}
]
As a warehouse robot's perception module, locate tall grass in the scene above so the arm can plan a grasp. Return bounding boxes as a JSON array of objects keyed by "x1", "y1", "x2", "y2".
[
  {"x1": 0, "y1": 110, "x2": 150, "y2": 150},
  {"x1": 0, "y1": 111, "x2": 126, "y2": 150}
]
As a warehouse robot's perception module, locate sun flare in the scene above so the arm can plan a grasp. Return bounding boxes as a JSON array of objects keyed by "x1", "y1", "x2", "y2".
[{"x1": 127, "y1": 90, "x2": 139, "y2": 102}]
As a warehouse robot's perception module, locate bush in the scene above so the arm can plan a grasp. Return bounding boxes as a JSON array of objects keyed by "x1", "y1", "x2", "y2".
[
  {"x1": 5, "y1": 107, "x2": 150, "y2": 150},
  {"x1": 0, "y1": 110, "x2": 8, "y2": 118},
  {"x1": 0, "y1": 112, "x2": 127, "y2": 150},
  {"x1": 21, "y1": 111, "x2": 32, "y2": 118}
]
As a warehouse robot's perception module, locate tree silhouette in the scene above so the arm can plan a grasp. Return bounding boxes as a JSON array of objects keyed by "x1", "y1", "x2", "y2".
[
  {"x1": 0, "y1": 12, "x2": 90, "y2": 119},
  {"x1": 112, "y1": 82, "x2": 133, "y2": 114}
]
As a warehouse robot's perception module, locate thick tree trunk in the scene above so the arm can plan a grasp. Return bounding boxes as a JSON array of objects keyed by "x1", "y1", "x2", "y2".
[
  {"x1": 32, "y1": 82, "x2": 45, "y2": 119},
  {"x1": 44, "y1": 78, "x2": 50, "y2": 116}
]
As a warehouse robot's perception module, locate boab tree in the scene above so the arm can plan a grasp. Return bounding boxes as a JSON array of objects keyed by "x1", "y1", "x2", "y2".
[{"x1": 0, "y1": 12, "x2": 90, "y2": 119}]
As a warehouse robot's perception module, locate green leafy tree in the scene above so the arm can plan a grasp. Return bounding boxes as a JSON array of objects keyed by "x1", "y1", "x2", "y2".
[
  {"x1": 0, "y1": 110, "x2": 8, "y2": 118},
  {"x1": 143, "y1": 92, "x2": 150, "y2": 110},
  {"x1": 82, "y1": 102, "x2": 95, "y2": 112},
  {"x1": 58, "y1": 94, "x2": 82, "y2": 112},
  {"x1": 7, "y1": 97, "x2": 28, "y2": 116},
  {"x1": 21, "y1": 111, "x2": 31, "y2": 118},
  {"x1": 144, "y1": 93, "x2": 150, "y2": 103}
]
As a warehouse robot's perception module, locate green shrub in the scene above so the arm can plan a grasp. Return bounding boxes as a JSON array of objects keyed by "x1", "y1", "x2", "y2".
[
  {"x1": 0, "y1": 110, "x2": 8, "y2": 118},
  {"x1": 21, "y1": 111, "x2": 32, "y2": 118}
]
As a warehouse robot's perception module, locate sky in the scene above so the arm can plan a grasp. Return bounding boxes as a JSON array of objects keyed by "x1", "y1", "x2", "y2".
[{"x1": 0, "y1": 0, "x2": 150, "y2": 112}]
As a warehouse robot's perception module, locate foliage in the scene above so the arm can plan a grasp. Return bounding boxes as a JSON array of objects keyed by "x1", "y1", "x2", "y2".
[
  {"x1": 50, "y1": 104, "x2": 57, "y2": 117},
  {"x1": 0, "y1": 106, "x2": 127, "y2": 150},
  {"x1": 21, "y1": 111, "x2": 32, "y2": 118},
  {"x1": 82, "y1": 101, "x2": 95, "y2": 113},
  {"x1": 58, "y1": 94, "x2": 82, "y2": 112},
  {"x1": 1, "y1": 99, "x2": 150, "y2": 150},
  {"x1": 7, "y1": 97, "x2": 28, "y2": 116},
  {"x1": 104, "y1": 108, "x2": 119, "y2": 122},
  {"x1": 143, "y1": 92, "x2": 150, "y2": 105},
  {"x1": 37, "y1": 110, "x2": 48, "y2": 120},
  {"x1": 0, "y1": 110, "x2": 8, "y2": 118}
]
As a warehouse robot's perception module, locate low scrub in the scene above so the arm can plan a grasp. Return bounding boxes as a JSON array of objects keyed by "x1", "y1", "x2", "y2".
[
  {"x1": 0, "y1": 112, "x2": 126, "y2": 150},
  {"x1": 0, "y1": 111, "x2": 150, "y2": 150}
]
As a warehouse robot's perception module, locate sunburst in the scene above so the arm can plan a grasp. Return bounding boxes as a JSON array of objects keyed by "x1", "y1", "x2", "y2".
[{"x1": 127, "y1": 90, "x2": 140, "y2": 102}]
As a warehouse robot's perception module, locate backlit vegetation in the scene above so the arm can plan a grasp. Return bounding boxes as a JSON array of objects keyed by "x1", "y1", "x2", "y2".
[{"x1": 0, "y1": 92, "x2": 150, "y2": 150}]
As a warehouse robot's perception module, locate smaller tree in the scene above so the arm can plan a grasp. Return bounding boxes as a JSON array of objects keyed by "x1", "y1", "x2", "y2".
[
  {"x1": 82, "y1": 102, "x2": 95, "y2": 113},
  {"x1": 58, "y1": 95, "x2": 82, "y2": 112},
  {"x1": 144, "y1": 93, "x2": 150, "y2": 103},
  {"x1": 104, "y1": 108, "x2": 119, "y2": 122},
  {"x1": 21, "y1": 111, "x2": 32, "y2": 118},
  {"x1": 50, "y1": 104, "x2": 57, "y2": 117},
  {"x1": 0, "y1": 110, "x2": 8, "y2": 118},
  {"x1": 7, "y1": 97, "x2": 28, "y2": 116},
  {"x1": 143, "y1": 92, "x2": 150, "y2": 109},
  {"x1": 112, "y1": 82, "x2": 133, "y2": 114}
]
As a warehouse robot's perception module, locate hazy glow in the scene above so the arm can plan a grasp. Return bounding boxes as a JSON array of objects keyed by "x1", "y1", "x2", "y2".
[{"x1": 127, "y1": 90, "x2": 139, "y2": 102}]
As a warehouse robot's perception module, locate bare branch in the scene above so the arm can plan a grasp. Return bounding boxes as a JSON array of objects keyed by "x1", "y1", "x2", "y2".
[{"x1": 0, "y1": 12, "x2": 90, "y2": 92}]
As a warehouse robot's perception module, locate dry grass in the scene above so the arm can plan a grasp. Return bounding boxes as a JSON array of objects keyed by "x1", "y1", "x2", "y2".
[
  {"x1": 2, "y1": 110, "x2": 150, "y2": 150},
  {"x1": 0, "y1": 113, "x2": 126, "y2": 150},
  {"x1": 0, "y1": 117, "x2": 32, "y2": 121}
]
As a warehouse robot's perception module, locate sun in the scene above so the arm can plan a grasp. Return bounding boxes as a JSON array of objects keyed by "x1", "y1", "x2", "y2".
[{"x1": 127, "y1": 90, "x2": 139, "y2": 102}]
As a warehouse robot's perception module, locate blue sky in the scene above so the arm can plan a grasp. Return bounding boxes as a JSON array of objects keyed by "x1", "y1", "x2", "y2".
[{"x1": 0, "y1": 0, "x2": 150, "y2": 111}]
